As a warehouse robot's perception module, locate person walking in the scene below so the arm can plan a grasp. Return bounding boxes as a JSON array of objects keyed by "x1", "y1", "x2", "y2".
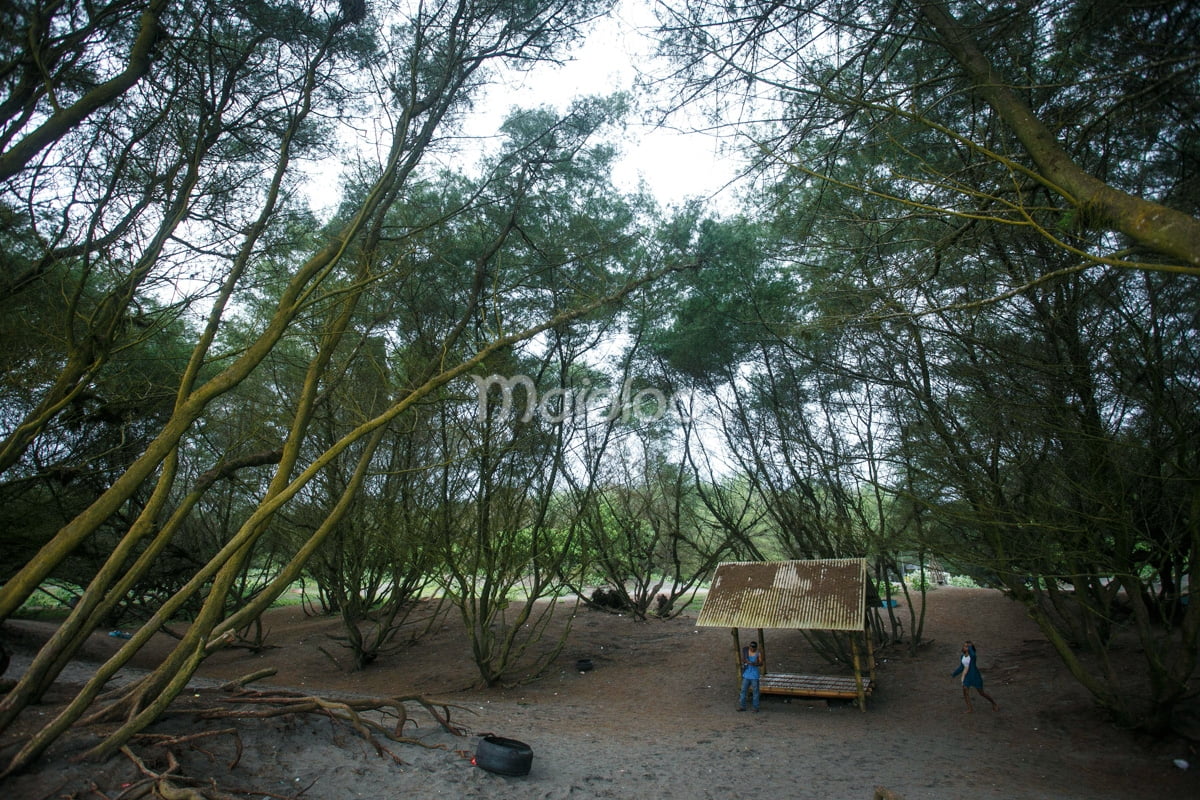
[
  {"x1": 951, "y1": 640, "x2": 999, "y2": 712},
  {"x1": 738, "y1": 640, "x2": 764, "y2": 712}
]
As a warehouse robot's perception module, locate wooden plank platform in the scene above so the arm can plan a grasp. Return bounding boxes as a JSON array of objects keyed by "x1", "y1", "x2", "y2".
[{"x1": 759, "y1": 672, "x2": 873, "y2": 699}]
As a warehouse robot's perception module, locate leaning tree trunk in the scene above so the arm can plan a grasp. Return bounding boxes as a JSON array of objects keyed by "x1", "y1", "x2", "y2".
[{"x1": 915, "y1": 0, "x2": 1200, "y2": 269}]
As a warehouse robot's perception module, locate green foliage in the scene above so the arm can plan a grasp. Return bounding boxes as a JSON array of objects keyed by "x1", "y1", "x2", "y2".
[
  {"x1": 905, "y1": 574, "x2": 930, "y2": 592},
  {"x1": 0, "y1": 0, "x2": 651, "y2": 771},
  {"x1": 653, "y1": 0, "x2": 1200, "y2": 733},
  {"x1": 0, "y1": 0, "x2": 1195, "y2": 769},
  {"x1": 14, "y1": 582, "x2": 81, "y2": 617},
  {"x1": 650, "y1": 217, "x2": 799, "y2": 381}
]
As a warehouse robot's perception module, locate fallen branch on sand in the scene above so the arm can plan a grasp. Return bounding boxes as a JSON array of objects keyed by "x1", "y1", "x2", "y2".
[
  {"x1": 133, "y1": 728, "x2": 244, "y2": 770},
  {"x1": 164, "y1": 679, "x2": 472, "y2": 760},
  {"x1": 117, "y1": 741, "x2": 318, "y2": 800},
  {"x1": 218, "y1": 669, "x2": 277, "y2": 691},
  {"x1": 109, "y1": 680, "x2": 474, "y2": 798},
  {"x1": 116, "y1": 743, "x2": 273, "y2": 800}
]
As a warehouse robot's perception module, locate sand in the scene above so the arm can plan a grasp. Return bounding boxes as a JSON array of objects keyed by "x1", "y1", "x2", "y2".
[{"x1": 1, "y1": 587, "x2": 1197, "y2": 799}]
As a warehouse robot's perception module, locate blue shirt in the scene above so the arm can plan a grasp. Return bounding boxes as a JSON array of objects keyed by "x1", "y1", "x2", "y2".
[{"x1": 742, "y1": 650, "x2": 762, "y2": 680}]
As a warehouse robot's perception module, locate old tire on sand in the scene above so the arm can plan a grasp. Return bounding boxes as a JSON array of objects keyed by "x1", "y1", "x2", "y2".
[{"x1": 474, "y1": 735, "x2": 533, "y2": 777}]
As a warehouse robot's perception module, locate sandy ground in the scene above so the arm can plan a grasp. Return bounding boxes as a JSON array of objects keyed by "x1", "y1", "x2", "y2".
[{"x1": 2, "y1": 587, "x2": 1198, "y2": 799}]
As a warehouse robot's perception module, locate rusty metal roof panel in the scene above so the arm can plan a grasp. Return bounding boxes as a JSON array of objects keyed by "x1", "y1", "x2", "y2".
[{"x1": 695, "y1": 559, "x2": 868, "y2": 632}]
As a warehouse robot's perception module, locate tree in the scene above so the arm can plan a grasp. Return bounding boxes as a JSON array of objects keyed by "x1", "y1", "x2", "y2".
[
  {"x1": 288, "y1": 335, "x2": 446, "y2": 671},
  {"x1": 569, "y1": 429, "x2": 734, "y2": 620},
  {"x1": 756, "y1": 130, "x2": 1199, "y2": 730},
  {"x1": 0, "y1": 0, "x2": 658, "y2": 773},
  {"x1": 886, "y1": 265, "x2": 1200, "y2": 732},
  {"x1": 656, "y1": 0, "x2": 1200, "y2": 272},
  {"x1": 655, "y1": 0, "x2": 1200, "y2": 733},
  {"x1": 420, "y1": 97, "x2": 659, "y2": 686},
  {"x1": 0, "y1": 0, "x2": 171, "y2": 182}
]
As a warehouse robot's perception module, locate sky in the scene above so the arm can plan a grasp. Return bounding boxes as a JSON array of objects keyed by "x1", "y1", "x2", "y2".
[
  {"x1": 455, "y1": 0, "x2": 741, "y2": 210},
  {"x1": 304, "y1": 2, "x2": 741, "y2": 218}
]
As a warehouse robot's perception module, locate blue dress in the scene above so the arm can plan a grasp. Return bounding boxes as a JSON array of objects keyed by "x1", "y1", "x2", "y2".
[{"x1": 951, "y1": 645, "x2": 984, "y2": 689}]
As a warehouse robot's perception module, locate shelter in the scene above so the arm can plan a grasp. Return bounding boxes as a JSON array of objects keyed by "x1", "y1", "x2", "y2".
[{"x1": 696, "y1": 558, "x2": 876, "y2": 710}]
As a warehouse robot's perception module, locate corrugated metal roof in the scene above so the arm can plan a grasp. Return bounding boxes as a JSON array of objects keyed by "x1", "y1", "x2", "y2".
[{"x1": 695, "y1": 559, "x2": 868, "y2": 632}]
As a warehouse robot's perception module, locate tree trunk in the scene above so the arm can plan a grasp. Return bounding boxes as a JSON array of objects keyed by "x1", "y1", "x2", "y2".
[{"x1": 915, "y1": 0, "x2": 1200, "y2": 269}]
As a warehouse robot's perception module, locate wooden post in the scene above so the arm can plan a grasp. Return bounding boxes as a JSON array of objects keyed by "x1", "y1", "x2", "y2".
[
  {"x1": 757, "y1": 627, "x2": 766, "y2": 676},
  {"x1": 731, "y1": 628, "x2": 742, "y2": 679},
  {"x1": 866, "y1": 624, "x2": 877, "y2": 684},
  {"x1": 851, "y1": 634, "x2": 867, "y2": 711}
]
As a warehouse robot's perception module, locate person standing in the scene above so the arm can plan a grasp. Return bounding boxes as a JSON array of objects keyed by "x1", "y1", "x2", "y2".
[
  {"x1": 951, "y1": 640, "x2": 999, "y2": 712},
  {"x1": 738, "y1": 640, "x2": 764, "y2": 712}
]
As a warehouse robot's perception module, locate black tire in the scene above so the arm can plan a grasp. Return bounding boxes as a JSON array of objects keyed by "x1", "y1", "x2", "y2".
[{"x1": 474, "y1": 735, "x2": 533, "y2": 777}]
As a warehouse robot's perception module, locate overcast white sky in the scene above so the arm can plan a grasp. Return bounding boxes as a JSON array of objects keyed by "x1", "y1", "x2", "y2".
[
  {"x1": 457, "y1": 0, "x2": 740, "y2": 210},
  {"x1": 306, "y1": 2, "x2": 740, "y2": 217}
]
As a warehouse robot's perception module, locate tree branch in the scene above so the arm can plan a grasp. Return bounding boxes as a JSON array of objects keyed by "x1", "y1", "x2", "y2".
[
  {"x1": 914, "y1": 0, "x2": 1200, "y2": 268},
  {"x1": 0, "y1": 0, "x2": 171, "y2": 182}
]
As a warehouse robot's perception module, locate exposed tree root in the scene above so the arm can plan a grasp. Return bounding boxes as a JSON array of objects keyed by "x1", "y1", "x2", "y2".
[
  {"x1": 67, "y1": 677, "x2": 473, "y2": 799},
  {"x1": 180, "y1": 685, "x2": 473, "y2": 754},
  {"x1": 133, "y1": 728, "x2": 243, "y2": 770},
  {"x1": 115, "y1": 745, "x2": 251, "y2": 800}
]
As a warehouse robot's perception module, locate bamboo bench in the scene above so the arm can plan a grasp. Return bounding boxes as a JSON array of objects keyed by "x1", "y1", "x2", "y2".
[{"x1": 759, "y1": 672, "x2": 873, "y2": 700}]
